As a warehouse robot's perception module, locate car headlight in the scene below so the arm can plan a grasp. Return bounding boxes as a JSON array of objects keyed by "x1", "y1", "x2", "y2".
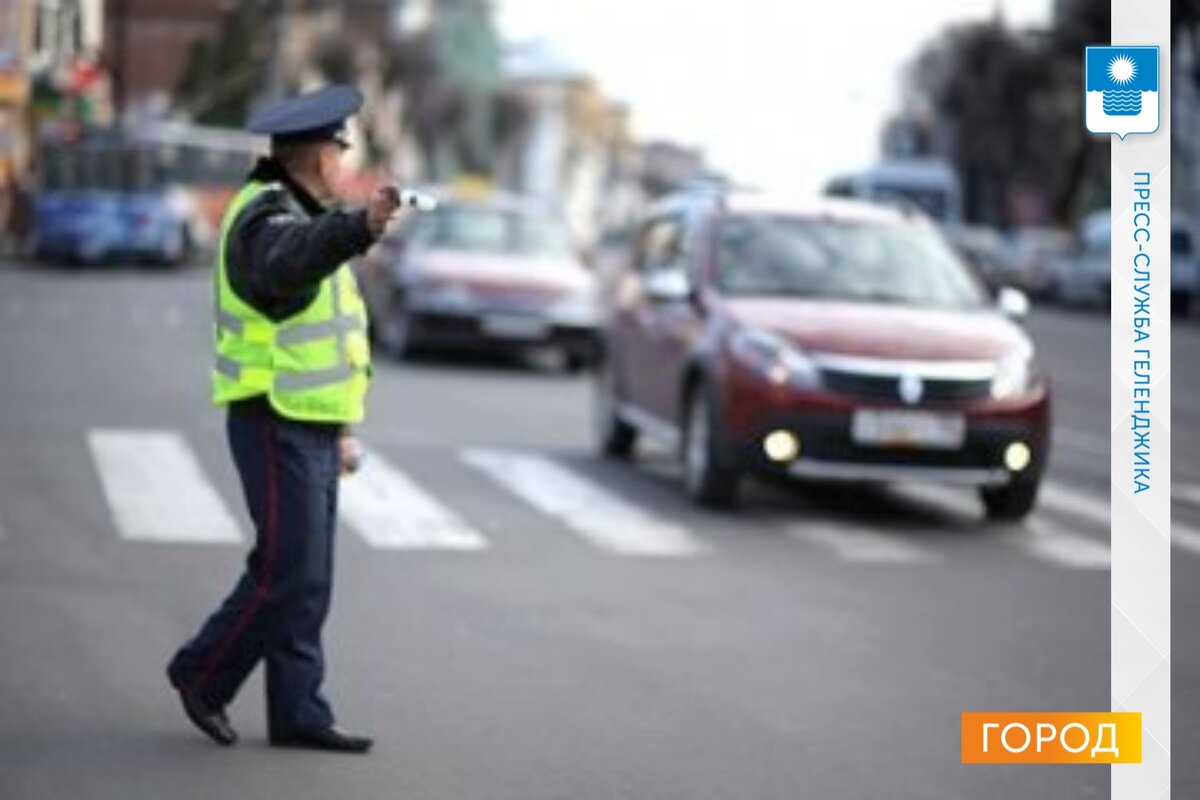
[
  {"x1": 991, "y1": 353, "x2": 1035, "y2": 399},
  {"x1": 729, "y1": 328, "x2": 820, "y2": 388},
  {"x1": 548, "y1": 291, "x2": 598, "y2": 326}
]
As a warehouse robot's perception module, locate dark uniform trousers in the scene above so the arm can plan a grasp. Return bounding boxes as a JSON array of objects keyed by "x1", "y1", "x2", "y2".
[{"x1": 168, "y1": 398, "x2": 341, "y2": 735}]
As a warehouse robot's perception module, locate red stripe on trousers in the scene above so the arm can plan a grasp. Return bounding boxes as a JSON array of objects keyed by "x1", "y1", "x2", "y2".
[{"x1": 189, "y1": 419, "x2": 279, "y2": 697}]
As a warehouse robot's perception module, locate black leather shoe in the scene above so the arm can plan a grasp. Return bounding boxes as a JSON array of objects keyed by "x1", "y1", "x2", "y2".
[
  {"x1": 177, "y1": 689, "x2": 238, "y2": 746},
  {"x1": 270, "y1": 725, "x2": 373, "y2": 753}
]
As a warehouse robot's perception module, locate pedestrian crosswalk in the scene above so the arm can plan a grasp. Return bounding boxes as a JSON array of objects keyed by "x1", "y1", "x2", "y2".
[
  {"x1": 87, "y1": 429, "x2": 242, "y2": 544},
  {"x1": 339, "y1": 446, "x2": 488, "y2": 551},
  {"x1": 786, "y1": 523, "x2": 942, "y2": 565},
  {"x1": 30, "y1": 426, "x2": 1200, "y2": 572},
  {"x1": 462, "y1": 448, "x2": 707, "y2": 557},
  {"x1": 888, "y1": 483, "x2": 1113, "y2": 571}
]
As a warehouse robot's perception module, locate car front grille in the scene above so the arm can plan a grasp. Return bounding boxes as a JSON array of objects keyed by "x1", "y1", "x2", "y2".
[{"x1": 819, "y1": 369, "x2": 993, "y2": 403}]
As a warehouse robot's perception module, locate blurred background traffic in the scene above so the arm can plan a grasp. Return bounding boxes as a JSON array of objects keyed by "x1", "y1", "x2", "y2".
[{"x1": 0, "y1": 1, "x2": 1195, "y2": 310}]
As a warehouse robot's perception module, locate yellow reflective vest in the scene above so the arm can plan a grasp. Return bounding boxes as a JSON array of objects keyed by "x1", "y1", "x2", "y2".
[{"x1": 212, "y1": 181, "x2": 371, "y2": 424}]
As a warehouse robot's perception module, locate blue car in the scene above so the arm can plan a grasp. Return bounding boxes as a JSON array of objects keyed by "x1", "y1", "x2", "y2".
[
  {"x1": 33, "y1": 136, "x2": 195, "y2": 266},
  {"x1": 34, "y1": 187, "x2": 192, "y2": 266}
]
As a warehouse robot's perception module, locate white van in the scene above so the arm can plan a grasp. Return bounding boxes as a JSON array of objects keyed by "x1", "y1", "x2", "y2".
[{"x1": 823, "y1": 158, "x2": 963, "y2": 230}]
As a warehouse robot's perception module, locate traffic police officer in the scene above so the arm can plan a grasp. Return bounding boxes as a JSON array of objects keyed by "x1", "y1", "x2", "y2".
[{"x1": 166, "y1": 84, "x2": 402, "y2": 753}]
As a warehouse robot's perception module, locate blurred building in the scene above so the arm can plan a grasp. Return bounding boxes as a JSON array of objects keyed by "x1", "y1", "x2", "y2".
[
  {"x1": 2, "y1": 0, "x2": 107, "y2": 246},
  {"x1": 103, "y1": 0, "x2": 227, "y2": 121},
  {"x1": 638, "y1": 140, "x2": 707, "y2": 196},
  {"x1": 497, "y1": 38, "x2": 643, "y2": 246}
]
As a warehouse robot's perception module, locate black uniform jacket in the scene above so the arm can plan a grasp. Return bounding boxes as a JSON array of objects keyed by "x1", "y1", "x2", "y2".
[{"x1": 226, "y1": 158, "x2": 375, "y2": 322}]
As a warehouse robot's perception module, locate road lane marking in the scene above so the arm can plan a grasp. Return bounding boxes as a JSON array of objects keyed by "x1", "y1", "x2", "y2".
[
  {"x1": 1003, "y1": 519, "x2": 1111, "y2": 570},
  {"x1": 1035, "y1": 482, "x2": 1200, "y2": 553},
  {"x1": 1173, "y1": 483, "x2": 1200, "y2": 508},
  {"x1": 461, "y1": 449, "x2": 706, "y2": 557},
  {"x1": 339, "y1": 447, "x2": 487, "y2": 551},
  {"x1": 87, "y1": 429, "x2": 242, "y2": 544},
  {"x1": 1171, "y1": 527, "x2": 1200, "y2": 556},
  {"x1": 786, "y1": 523, "x2": 941, "y2": 564},
  {"x1": 888, "y1": 483, "x2": 1109, "y2": 569},
  {"x1": 903, "y1": 479, "x2": 1114, "y2": 533},
  {"x1": 1039, "y1": 481, "x2": 1109, "y2": 527}
]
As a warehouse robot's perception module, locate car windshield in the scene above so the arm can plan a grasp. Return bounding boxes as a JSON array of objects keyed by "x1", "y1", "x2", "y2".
[
  {"x1": 39, "y1": 141, "x2": 168, "y2": 192},
  {"x1": 715, "y1": 214, "x2": 989, "y2": 308},
  {"x1": 408, "y1": 207, "x2": 571, "y2": 258}
]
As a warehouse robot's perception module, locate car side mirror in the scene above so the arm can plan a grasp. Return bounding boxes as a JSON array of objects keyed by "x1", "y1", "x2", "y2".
[
  {"x1": 643, "y1": 268, "x2": 693, "y2": 303},
  {"x1": 997, "y1": 286, "x2": 1030, "y2": 319}
]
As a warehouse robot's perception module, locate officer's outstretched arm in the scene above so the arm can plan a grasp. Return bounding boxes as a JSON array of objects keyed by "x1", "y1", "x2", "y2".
[{"x1": 241, "y1": 203, "x2": 375, "y2": 297}]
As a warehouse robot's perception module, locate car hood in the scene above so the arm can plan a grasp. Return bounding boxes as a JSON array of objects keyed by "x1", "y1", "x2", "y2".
[
  {"x1": 722, "y1": 297, "x2": 1029, "y2": 361},
  {"x1": 409, "y1": 249, "x2": 591, "y2": 296}
]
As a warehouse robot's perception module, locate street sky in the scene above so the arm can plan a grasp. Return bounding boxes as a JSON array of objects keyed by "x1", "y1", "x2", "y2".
[{"x1": 497, "y1": 0, "x2": 1053, "y2": 194}]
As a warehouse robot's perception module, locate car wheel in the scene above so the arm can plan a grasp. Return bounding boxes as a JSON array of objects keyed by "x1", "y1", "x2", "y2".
[
  {"x1": 594, "y1": 360, "x2": 637, "y2": 459},
  {"x1": 980, "y1": 477, "x2": 1040, "y2": 521},
  {"x1": 682, "y1": 384, "x2": 740, "y2": 509}
]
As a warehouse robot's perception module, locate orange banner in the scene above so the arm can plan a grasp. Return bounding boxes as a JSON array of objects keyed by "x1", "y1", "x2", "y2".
[{"x1": 961, "y1": 712, "x2": 1141, "y2": 764}]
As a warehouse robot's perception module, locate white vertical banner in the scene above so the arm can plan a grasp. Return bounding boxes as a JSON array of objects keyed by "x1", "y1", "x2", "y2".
[{"x1": 1109, "y1": 2, "x2": 1170, "y2": 798}]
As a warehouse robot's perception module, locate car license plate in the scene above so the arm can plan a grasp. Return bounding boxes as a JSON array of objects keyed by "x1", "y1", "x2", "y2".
[
  {"x1": 482, "y1": 315, "x2": 549, "y2": 339},
  {"x1": 851, "y1": 410, "x2": 966, "y2": 449}
]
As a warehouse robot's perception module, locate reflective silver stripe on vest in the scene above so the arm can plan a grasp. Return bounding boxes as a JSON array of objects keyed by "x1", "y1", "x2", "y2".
[
  {"x1": 275, "y1": 314, "x2": 359, "y2": 346},
  {"x1": 215, "y1": 262, "x2": 364, "y2": 393},
  {"x1": 215, "y1": 354, "x2": 242, "y2": 378},
  {"x1": 216, "y1": 307, "x2": 243, "y2": 335},
  {"x1": 332, "y1": 271, "x2": 350, "y2": 367},
  {"x1": 275, "y1": 363, "x2": 356, "y2": 392}
]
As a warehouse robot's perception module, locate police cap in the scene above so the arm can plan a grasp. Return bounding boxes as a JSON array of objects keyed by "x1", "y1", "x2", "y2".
[{"x1": 246, "y1": 84, "x2": 363, "y2": 148}]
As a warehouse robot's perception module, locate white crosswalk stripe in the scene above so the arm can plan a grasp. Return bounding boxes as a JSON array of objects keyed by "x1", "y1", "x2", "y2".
[
  {"x1": 461, "y1": 448, "x2": 707, "y2": 557},
  {"x1": 70, "y1": 426, "x2": 1166, "y2": 571},
  {"x1": 891, "y1": 483, "x2": 1110, "y2": 570},
  {"x1": 1173, "y1": 483, "x2": 1200, "y2": 508},
  {"x1": 87, "y1": 429, "x2": 243, "y2": 544},
  {"x1": 786, "y1": 522, "x2": 941, "y2": 565},
  {"x1": 1173, "y1": 527, "x2": 1200, "y2": 556},
  {"x1": 1039, "y1": 481, "x2": 1109, "y2": 527},
  {"x1": 1042, "y1": 481, "x2": 1200, "y2": 556},
  {"x1": 1003, "y1": 519, "x2": 1111, "y2": 571},
  {"x1": 339, "y1": 446, "x2": 487, "y2": 551}
]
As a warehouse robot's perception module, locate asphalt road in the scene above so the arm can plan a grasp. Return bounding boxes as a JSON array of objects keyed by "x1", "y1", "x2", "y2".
[{"x1": 0, "y1": 260, "x2": 1195, "y2": 799}]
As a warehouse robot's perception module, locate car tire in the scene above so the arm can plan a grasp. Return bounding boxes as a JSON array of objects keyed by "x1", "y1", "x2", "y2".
[
  {"x1": 980, "y1": 477, "x2": 1040, "y2": 521},
  {"x1": 594, "y1": 360, "x2": 637, "y2": 459},
  {"x1": 682, "y1": 384, "x2": 740, "y2": 509}
]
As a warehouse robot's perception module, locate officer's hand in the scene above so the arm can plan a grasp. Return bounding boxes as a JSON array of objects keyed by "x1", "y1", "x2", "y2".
[
  {"x1": 366, "y1": 186, "x2": 402, "y2": 239},
  {"x1": 339, "y1": 435, "x2": 363, "y2": 477}
]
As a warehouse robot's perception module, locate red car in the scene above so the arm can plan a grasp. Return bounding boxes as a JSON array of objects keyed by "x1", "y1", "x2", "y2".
[{"x1": 595, "y1": 190, "x2": 1051, "y2": 519}]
